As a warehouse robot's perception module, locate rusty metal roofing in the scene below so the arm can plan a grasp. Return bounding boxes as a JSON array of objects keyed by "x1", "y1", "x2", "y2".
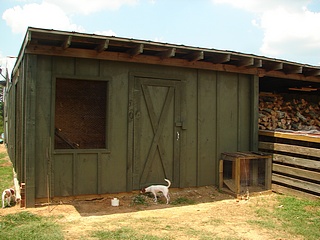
[{"x1": 13, "y1": 27, "x2": 320, "y2": 82}]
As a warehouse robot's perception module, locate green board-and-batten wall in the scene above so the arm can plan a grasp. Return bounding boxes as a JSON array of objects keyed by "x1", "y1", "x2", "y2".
[{"x1": 6, "y1": 54, "x2": 258, "y2": 207}]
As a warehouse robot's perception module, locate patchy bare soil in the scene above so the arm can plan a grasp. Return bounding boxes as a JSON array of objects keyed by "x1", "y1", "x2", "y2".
[
  {"x1": 0, "y1": 145, "x2": 302, "y2": 240},
  {"x1": 1, "y1": 189, "x2": 301, "y2": 240}
]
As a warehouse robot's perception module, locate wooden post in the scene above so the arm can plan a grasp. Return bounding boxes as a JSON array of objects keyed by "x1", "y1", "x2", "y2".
[
  {"x1": 265, "y1": 156, "x2": 272, "y2": 190},
  {"x1": 20, "y1": 183, "x2": 26, "y2": 208},
  {"x1": 235, "y1": 157, "x2": 241, "y2": 196},
  {"x1": 13, "y1": 169, "x2": 21, "y2": 206},
  {"x1": 219, "y1": 160, "x2": 223, "y2": 189}
]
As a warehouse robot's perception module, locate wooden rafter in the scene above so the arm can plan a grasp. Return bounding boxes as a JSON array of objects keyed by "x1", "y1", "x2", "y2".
[
  {"x1": 187, "y1": 51, "x2": 204, "y2": 61},
  {"x1": 96, "y1": 39, "x2": 109, "y2": 53},
  {"x1": 303, "y1": 69, "x2": 320, "y2": 77},
  {"x1": 253, "y1": 59, "x2": 262, "y2": 68},
  {"x1": 262, "y1": 61, "x2": 283, "y2": 71},
  {"x1": 127, "y1": 43, "x2": 144, "y2": 56},
  {"x1": 209, "y1": 53, "x2": 230, "y2": 64},
  {"x1": 236, "y1": 57, "x2": 253, "y2": 67},
  {"x1": 236, "y1": 58, "x2": 262, "y2": 68},
  {"x1": 158, "y1": 48, "x2": 176, "y2": 59},
  {"x1": 62, "y1": 35, "x2": 72, "y2": 49},
  {"x1": 283, "y1": 64, "x2": 303, "y2": 74}
]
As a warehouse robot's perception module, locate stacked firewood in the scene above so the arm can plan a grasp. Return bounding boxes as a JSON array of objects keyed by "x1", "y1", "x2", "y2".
[{"x1": 259, "y1": 93, "x2": 320, "y2": 131}]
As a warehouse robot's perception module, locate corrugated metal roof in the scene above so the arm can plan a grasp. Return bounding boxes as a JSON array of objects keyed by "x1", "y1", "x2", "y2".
[{"x1": 13, "y1": 27, "x2": 320, "y2": 83}]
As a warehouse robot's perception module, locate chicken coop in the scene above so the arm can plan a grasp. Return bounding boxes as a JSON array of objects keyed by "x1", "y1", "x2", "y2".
[
  {"x1": 219, "y1": 152, "x2": 272, "y2": 198},
  {"x1": 4, "y1": 27, "x2": 320, "y2": 207}
]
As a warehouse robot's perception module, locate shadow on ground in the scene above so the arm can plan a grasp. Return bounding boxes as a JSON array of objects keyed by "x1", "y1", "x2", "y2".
[{"x1": 45, "y1": 186, "x2": 234, "y2": 217}]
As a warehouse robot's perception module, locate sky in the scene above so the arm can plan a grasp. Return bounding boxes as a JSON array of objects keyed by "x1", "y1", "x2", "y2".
[{"x1": 1, "y1": 0, "x2": 320, "y2": 78}]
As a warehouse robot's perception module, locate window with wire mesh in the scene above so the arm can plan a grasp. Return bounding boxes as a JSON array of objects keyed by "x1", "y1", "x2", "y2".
[{"x1": 54, "y1": 78, "x2": 107, "y2": 149}]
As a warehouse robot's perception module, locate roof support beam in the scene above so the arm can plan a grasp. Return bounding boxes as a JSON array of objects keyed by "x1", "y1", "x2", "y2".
[
  {"x1": 62, "y1": 35, "x2": 72, "y2": 49},
  {"x1": 236, "y1": 57, "x2": 253, "y2": 67},
  {"x1": 283, "y1": 64, "x2": 303, "y2": 74},
  {"x1": 127, "y1": 43, "x2": 144, "y2": 56},
  {"x1": 236, "y1": 58, "x2": 262, "y2": 68},
  {"x1": 209, "y1": 53, "x2": 230, "y2": 64},
  {"x1": 96, "y1": 39, "x2": 109, "y2": 53},
  {"x1": 252, "y1": 59, "x2": 262, "y2": 68},
  {"x1": 158, "y1": 48, "x2": 176, "y2": 59},
  {"x1": 187, "y1": 51, "x2": 204, "y2": 61},
  {"x1": 303, "y1": 69, "x2": 320, "y2": 77},
  {"x1": 262, "y1": 61, "x2": 283, "y2": 71}
]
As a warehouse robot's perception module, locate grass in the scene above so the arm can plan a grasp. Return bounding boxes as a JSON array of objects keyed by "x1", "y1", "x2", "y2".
[
  {"x1": 275, "y1": 196, "x2": 320, "y2": 240},
  {"x1": 91, "y1": 227, "x2": 169, "y2": 240},
  {"x1": 0, "y1": 151, "x2": 13, "y2": 191},
  {"x1": 131, "y1": 194, "x2": 149, "y2": 205},
  {"x1": 250, "y1": 195, "x2": 320, "y2": 240},
  {"x1": 0, "y1": 147, "x2": 64, "y2": 240},
  {"x1": 0, "y1": 211, "x2": 64, "y2": 240}
]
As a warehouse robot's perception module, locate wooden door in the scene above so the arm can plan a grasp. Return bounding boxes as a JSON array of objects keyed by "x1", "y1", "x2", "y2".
[{"x1": 130, "y1": 76, "x2": 182, "y2": 189}]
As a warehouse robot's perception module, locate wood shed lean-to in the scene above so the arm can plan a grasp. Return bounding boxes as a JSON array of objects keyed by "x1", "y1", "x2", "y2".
[{"x1": 4, "y1": 27, "x2": 320, "y2": 207}]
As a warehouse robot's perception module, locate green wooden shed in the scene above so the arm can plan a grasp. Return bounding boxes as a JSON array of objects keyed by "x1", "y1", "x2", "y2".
[{"x1": 4, "y1": 27, "x2": 320, "y2": 207}]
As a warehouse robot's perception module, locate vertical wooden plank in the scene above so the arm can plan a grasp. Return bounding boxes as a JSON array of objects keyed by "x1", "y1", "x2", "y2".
[
  {"x1": 237, "y1": 75, "x2": 241, "y2": 151},
  {"x1": 173, "y1": 81, "x2": 181, "y2": 187},
  {"x1": 238, "y1": 74, "x2": 251, "y2": 151},
  {"x1": 265, "y1": 156, "x2": 272, "y2": 190},
  {"x1": 97, "y1": 152, "x2": 102, "y2": 194},
  {"x1": 102, "y1": 62, "x2": 127, "y2": 192},
  {"x1": 179, "y1": 78, "x2": 187, "y2": 188},
  {"x1": 133, "y1": 76, "x2": 141, "y2": 189},
  {"x1": 34, "y1": 55, "x2": 52, "y2": 199},
  {"x1": 53, "y1": 57, "x2": 75, "y2": 75},
  {"x1": 219, "y1": 160, "x2": 223, "y2": 189},
  {"x1": 127, "y1": 74, "x2": 134, "y2": 191},
  {"x1": 19, "y1": 65, "x2": 25, "y2": 184},
  {"x1": 25, "y1": 54, "x2": 37, "y2": 207},
  {"x1": 72, "y1": 153, "x2": 76, "y2": 196},
  {"x1": 14, "y1": 72, "x2": 23, "y2": 182},
  {"x1": 75, "y1": 58, "x2": 100, "y2": 77},
  {"x1": 235, "y1": 157, "x2": 241, "y2": 195},
  {"x1": 181, "y1": 69, "x2": 198, "y2": 187},
  {"x1": 197, "y1": 70, "x2": 217, "y2": 186},
  {"x1": 53, "y1": 154, "x2": 73, "y2": 196},
  {"x1": 75, "y1": 153, "x2": 98, "y2": 195},
  {"x1": 100, "y1": 153, "x2": 122, "y2": 193},
  {"x1": 217, "y1": 72, "x2": 238, "y2": 154},
  {"x1": 6, "y1": 77, "x2": 16, "y2": 165},
  {"x1": 251, "y1": 75, "x2": 259, "y2": 151}
]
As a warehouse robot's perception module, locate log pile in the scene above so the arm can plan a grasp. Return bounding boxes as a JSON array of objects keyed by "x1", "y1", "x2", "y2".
[{"x1": 259, "y1": 93, "x2": 320, "y2": 131}]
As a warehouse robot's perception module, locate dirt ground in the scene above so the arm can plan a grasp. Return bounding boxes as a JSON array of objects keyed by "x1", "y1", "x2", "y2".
[
  {"x1": 0, "y1": 145, "x2": 301, "y2": 240},
  {"x1": 2, "y1": 188, "x2": 302, "y2": 239}
]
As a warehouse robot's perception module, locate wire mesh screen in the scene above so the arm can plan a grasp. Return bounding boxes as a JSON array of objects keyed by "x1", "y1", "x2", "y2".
[
  {"x1": 55, "y1": 78, "x2": 107, "y2": 149},
  {"x1": 222, "y1": 159, "x2": 267, "y2": 194}
]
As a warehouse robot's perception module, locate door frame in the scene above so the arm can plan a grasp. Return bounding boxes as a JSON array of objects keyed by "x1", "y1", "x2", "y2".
[{"x1": 127, "y1": 72, "x2": 186, "y2": 191}]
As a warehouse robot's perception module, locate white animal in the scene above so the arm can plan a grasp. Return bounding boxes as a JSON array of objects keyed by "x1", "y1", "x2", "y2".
[
  {"x1": 2, "y1": 188, "x2": 15, "y2": 208},
  {"x1": 141, "y1": 179, "x2": 171, "y2": 204}
]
